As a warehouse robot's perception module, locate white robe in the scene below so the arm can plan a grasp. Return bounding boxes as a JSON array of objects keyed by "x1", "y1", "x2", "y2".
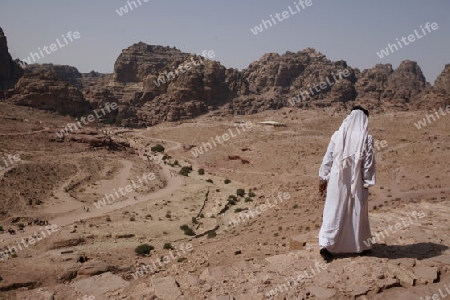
[{"x1": 318, "y1": 110, "x2": 376, "y2": 253}]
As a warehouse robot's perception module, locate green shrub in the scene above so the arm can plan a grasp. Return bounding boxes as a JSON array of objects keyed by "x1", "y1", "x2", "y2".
[
  {"x1": 228, "y1": 198, "x2": 237, "y2": 205},
  {"x1": 234, "y1": 208, "x2": 248, "y2": 213},
  {"x1": 151, "y1": 144, "x2": 165, "y2": 153},
  {"x1": 163, "y1": 243, "x2": 174, "y2": 250},
  {"x1": 17, "y1": 223, "x2": 24, "y2": 229},
  {"x1": 180, "y1": 224, "x2": 196, "y2": 236},
  {"x1": 236, "y1": 189, "x2": 245, "y2": 197},
  {"x1": 228, "y1": 195, "x2": 237, "y2": 201},
  {"x1": 135, "y1": 243, "x2": 154, "y2": 256},
  {"x1": 248, "y1": 191, "x2": 256, "y2": 197},
  {"x1": 35, "y1": 199, "x2": 43, "y2": 205},
  {"x1": 244, "y1": 197, "x2": 253, "y2": 202},
  {"x1": 179, "y1": 166, "x2": 193, "y2": 176},
  {"x1": 224, "y1": 179, "x2": 231, "y2": 184},
  {"x1": 198, "y1": 168, "x2": 205, "y2": 175}
]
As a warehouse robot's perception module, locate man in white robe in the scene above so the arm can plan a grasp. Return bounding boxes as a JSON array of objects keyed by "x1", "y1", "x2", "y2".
[{"x1": 318, "y1": 106, "x2": 376, "y2": 262}]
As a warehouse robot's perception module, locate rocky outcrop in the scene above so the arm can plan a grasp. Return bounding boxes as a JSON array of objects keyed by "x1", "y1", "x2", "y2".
[
  {"x1": 356, "y1": 61, "x2": 428, "y2": 104},
  {"x1": 111, "y1": 43, "x2": 233, "y2": 126},
  {"x1": 355, "y1": 64, "x2": 394, "y2": 101},
  {"x1": 383, "y1": 60, "x2": 429, "y2": 102},
  {"x1": 8, "y1": 64, "x2": 91, "y2": 116},
  {"x1": 0, "y1": 27, "x2": 23, "y2": 92},
  {"x1": 114, "y1": 43, "x2": 190, "y2": 83},
  {"x1": 1, "y1": 24, "x2": 446, "y2": 124},
  {"x1": 434, "y1": 64, "x2": 450, "y2": 95}
]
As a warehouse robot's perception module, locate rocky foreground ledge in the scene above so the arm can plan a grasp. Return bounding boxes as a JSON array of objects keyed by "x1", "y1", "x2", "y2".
[{"x1": 7, "y1": 199, "x2": 450, "y2": 300}]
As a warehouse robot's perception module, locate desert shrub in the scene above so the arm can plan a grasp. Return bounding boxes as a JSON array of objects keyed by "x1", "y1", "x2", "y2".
[
  {"x1": 192, "y1": 217, "x2": 198, "y2": 224},
  {"x1": 244, "y1": 197, "x2": 253, "y2": 203},
  {"x1": 236, "y1": 189, "x2": 245, "y2": 197},
  {"x1": 17, "y1": 223, "x2": 24, "y2": 229},
  {"x1": 151, "y1": 144, "x2": 165, "y2": 153},
  {"x1": 248, "y1": 191, "x2": 256, "y2": 197},
  {"x1": 135, "y1": 243, "x2": 154, "y2": 256},
  {"x1": 0, "y1": 226, "x2": 3, "y2": 232},
  {"x1": 179, "y1": 166, "x2": 192, "y2": 176},
  {"x1": 293, "y1": 204, "x2": 299, "y2": 209},
  {"x1": 228, "y1": 195, "x2": 238, "y2": 202},
  {"x1": 180, "y1": 224, "x2": 196, "y2": 236},
  {"x1": 206, "y1": 179, "x2": 213, "y2": 183},
  {"x1": 207, "y1": 231, "x2": 217, "y2": 239},
  {"x1": 228, "y1": 198, "x2": 237, "y2": 205},
  {"x1": 198, "y1": 168, "x2": 205, "y2": 175},
  {"x1": 235, "y1": 208, "x2": 248, "y2": 213},
  {"x1": 35, "y1": 199, "x2": 43, "y2": 205},
  {"x1": 163, "y1": 243, "x2": 174, "y2": 250},
  {"x1": 177, "y1": 257, "x2": 187, "y2": 263},
  {"x1": 224, "y1": 179, "x2": 231, "y2": 184},
  {"x1": 106, "y1": 215, "x2": 111, "y2": 222},
  {"x1": 130, "y1": 216, "x2": 135, "y2": 221}
]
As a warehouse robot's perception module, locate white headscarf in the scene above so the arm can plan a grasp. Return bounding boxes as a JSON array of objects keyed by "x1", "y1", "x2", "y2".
[{"x1": 332, "y1": 109, "x2": 369, "y2": 196}]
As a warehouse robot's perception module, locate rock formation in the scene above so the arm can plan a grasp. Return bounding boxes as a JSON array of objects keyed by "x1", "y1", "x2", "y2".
[
  {"x1": 434, "y1": 64, "x2": 450, "y2": 95},
  {"x1": 0, "y1": 27, "x2": 23, "y2": 93},
  {"x1": 0, "y1": 25, "x2": 447, "y2": 125},
  {"x1": 8, "y1": 64, "x2": 91, "y2": 116}
]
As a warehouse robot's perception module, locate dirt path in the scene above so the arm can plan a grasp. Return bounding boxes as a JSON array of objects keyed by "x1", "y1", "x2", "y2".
[
  {"x1": 0, "y1": 127, "x2": 49, "y2": 136},
  {"x1": 0, "y1": 130, "x2": 185, "y2": 241}
]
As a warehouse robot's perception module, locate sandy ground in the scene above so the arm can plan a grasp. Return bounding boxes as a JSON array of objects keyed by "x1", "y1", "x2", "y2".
[{"x1": 0, "y1": 103, "x2": 449, "y2": 299}]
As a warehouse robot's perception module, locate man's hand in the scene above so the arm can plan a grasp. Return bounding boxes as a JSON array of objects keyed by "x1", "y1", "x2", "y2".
[{"x1": 319, "y1": 180, "x2": 328, "y2": 197}]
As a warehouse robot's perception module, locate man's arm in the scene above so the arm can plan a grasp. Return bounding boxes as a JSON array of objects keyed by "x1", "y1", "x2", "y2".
[
  {"x1": 319, "y1": 132, "x2": 336, "y2": 181},
  {"x1": 363, "y1": 135, "x2": 376, "y2": 188}
]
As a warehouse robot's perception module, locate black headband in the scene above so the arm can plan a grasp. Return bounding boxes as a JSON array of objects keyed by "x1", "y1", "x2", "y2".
[{"x1": 351, "y1": 105, "x2": 369, "y2": 117}]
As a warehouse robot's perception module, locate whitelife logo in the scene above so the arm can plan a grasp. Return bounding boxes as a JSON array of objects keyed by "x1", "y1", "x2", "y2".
[
  {"x1": 55, "y1": 102, "x2": 118, "y2": 139},
  {"x1": 190, "y1": 122, "x2": 253, "y2": 158},
  {"x1": 19, "y1": 31, "x2": 81, "y2": 68},
  {"x1": 376, "y1": 22, "x2": 439, "y2": 58},
  {"x1": 250, "y1": 0, "x2": 313, "y2": 35}
]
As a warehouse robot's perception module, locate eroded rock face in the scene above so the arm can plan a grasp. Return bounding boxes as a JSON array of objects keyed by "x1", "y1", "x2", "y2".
[
  {"x1": 0, "y1": 27, "x2": 23, "y2": 91},
  {"x1": 355, "y1": 60, "x2": 430, "y2": 110},
  {"x1": 9, "y1": 64, "x2": 91, "y2": 116},
  {"x1": 112, "y1": 43, "x2": 233, "y2": 126},
  {"x1": 1, "y1": 27, "x2": 446, "y2": 125},
  {"x1": 355, "y1": 64, "x2": 394, "y2": 101},
  {"x1": 434, "y1": 64, "x2": 450, "y2": 95},
  {"x1": 383, "y1": 60, "x2": 429, "y2": 102},
  {"x1": 114, "y1": 43, "x2": 190, "y2": 83}
]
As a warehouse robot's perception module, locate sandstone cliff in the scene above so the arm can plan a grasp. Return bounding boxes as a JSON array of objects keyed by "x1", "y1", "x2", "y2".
[
  {"x1": 0, "y1": 26, "x2": 447, "y2": 125},
  {"x1": 0, "y1": 27, "x2": 23, "y2": 92}
]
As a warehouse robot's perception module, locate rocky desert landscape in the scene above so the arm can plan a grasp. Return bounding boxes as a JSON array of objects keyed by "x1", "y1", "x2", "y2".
[{"x1": 0, "y1": 7, "x2": 450, "y2": 299}]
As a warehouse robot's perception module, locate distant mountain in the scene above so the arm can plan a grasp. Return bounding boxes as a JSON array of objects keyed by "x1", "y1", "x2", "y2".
[{"x1": 1, "y1": 27, "x2": 449, "y2": 126}]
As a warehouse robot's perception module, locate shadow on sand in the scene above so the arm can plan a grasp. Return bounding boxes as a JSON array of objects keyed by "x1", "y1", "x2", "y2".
[{"x1": 333, "y1": 242, "x2": 449, "y2": 261}]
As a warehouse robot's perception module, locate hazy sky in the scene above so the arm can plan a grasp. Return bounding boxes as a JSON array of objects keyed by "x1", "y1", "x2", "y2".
[{"x1": 1, "y1": 0, "x2": 448, "y2": 82}]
